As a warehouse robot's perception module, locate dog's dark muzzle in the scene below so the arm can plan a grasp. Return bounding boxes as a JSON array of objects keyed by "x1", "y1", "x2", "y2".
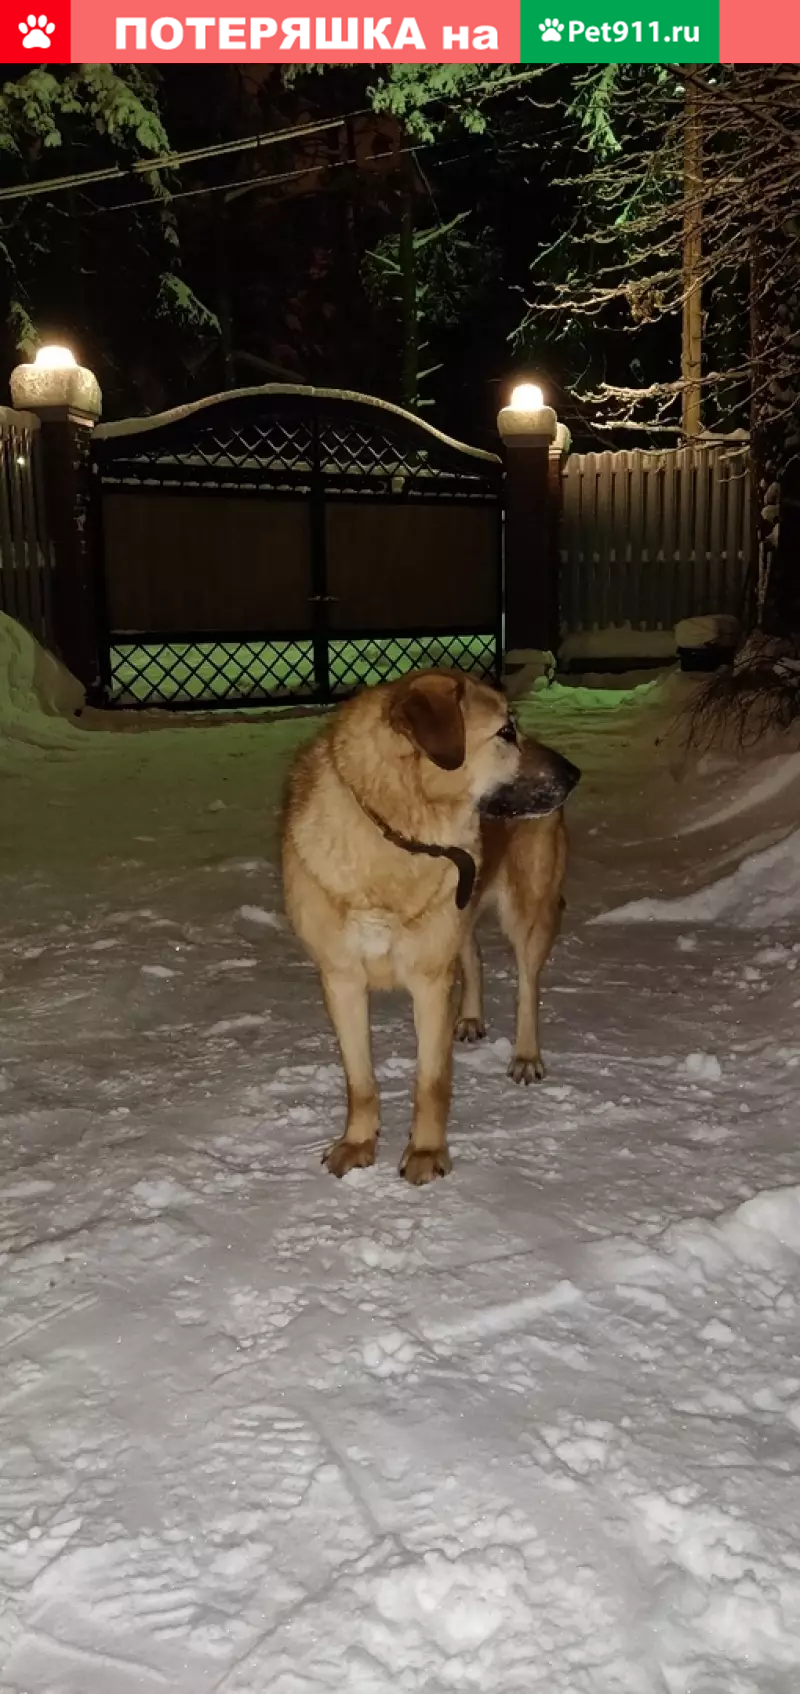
[{"x1": 480, "y1": 746, "x2": 581, "y2": 821}]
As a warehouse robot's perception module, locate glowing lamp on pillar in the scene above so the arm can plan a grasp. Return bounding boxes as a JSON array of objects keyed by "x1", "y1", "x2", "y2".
[
  {"x1": 34, "y1": 345, "x2": 76, "y2": 368},
  {"x1": 498, "y1": 381, "x2": 557, "y2": 445},
  {"x1": 10, "y1": 345, "x2": 102, "y2": 422},
  {"x1": 510, "y1": 382, "x2": 543, "y2": 411}
]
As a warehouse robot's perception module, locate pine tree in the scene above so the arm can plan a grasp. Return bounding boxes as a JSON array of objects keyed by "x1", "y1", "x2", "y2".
[{"x1": 0, "y1": 65, "x2": 217, "y2": 407}]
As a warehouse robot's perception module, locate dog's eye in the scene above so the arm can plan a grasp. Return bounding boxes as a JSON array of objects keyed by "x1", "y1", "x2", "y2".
[{"x1": 496, "y1": 720, "x2": 517, "y2": 744}]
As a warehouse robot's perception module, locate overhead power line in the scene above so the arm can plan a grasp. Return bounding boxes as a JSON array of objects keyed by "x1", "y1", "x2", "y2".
[
  {"x1": 0, "y1": 111, "x2": 367, "y2": 206},
  {"x1": 0, "y1": 65, "x2": 548, "y2": 210},
  {"x1": 93, "y1": 138, "x2": 452, "y2": 215}
]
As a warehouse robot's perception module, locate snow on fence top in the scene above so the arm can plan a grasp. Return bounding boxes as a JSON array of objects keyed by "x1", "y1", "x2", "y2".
[
  {"x1": 94, "y1": 384, "x2": 503, "y2": 467},
  {"x1": 0, "y1": 404, "x2": 40, "y2": 433}
]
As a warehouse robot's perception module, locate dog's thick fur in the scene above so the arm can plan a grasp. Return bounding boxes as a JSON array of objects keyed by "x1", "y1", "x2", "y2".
[{"x1": 282, "y1": 670, "x2": 577, "y2": 1184}]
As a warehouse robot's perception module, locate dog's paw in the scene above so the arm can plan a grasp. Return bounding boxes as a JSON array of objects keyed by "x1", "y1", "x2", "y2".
[
  {"x1": 508, "y1": 1054, "x2": 546, "y2": 1085},
  {"x1": 454, "y1": 1016, "x2": 486, "y2": 1043},
  {"x1": 324, "y1": 1138, "x2": 376, "y2": 1178},
  {"x1": 399, "y1": 1145, "x2": 452, "y2": 1185}
]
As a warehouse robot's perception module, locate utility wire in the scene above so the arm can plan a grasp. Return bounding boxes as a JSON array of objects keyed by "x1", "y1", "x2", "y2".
[
  {"x1": 0, "y1": 111, "x2": 367, "y2": 205},
  {"x1": 0, "y1": 65, "x2": 547, "y2": 208},
  {"x1": 93, "y1": 139, "x2": 444, "y2": 215}
]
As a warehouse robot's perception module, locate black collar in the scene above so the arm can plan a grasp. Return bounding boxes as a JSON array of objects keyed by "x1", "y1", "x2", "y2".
[{"x1": 358, "y1": 799, "x2": 476, "y2": 911}]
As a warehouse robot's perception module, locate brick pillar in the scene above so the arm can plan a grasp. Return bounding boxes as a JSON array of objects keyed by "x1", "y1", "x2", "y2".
[
  {"x1": 10, "y1": 353, "x2": 103, "y2": 695},
  {"x1": 498, "y1": 398, "x2": 559, "y2": 655}
]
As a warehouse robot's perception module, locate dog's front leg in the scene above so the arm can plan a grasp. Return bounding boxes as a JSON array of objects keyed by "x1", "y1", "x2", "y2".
[
  {"x1": 401, "y1": 970, "x2": 455, "y2": 1185},
  {"x1": 321, "y1": 968, "x2": 380, "y2": 1177}
]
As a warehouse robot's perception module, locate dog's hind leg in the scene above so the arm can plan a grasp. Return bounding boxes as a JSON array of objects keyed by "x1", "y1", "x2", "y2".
[
  {"x1": 321, "y1": 968, "x2": 380, "y2": 1177},
  {"x1": 400, "y1": 970, "x2": 455, "y2": 1185},
  {"x1": 501, "y1": 899, "x2": 561, "y2": 1085},
  {"x1": 455, "y1": 930, "x2": 485, "y2": 1043}
]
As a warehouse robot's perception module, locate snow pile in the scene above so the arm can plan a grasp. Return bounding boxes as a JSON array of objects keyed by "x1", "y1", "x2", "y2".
[
  {"x1": 677, "y1": 750, "x2": 800, "y2": 836},
  {"x1": 683, "y1": 1050, "x2": 722, "y2": 1081},
  {"x1": 595, "y1": 825, "x2": 800, "y2": 928},
  {"x1": 0, "y1": 613, "x2": 84, "y2": 745},
  {"x1": 661, "y1": 1183, "x2": 800, "y2": 1278},
  {"x1": 675, "y1": 614, "x2": 739, "y2": 651},
  {"x1": 522, "y1": 672, "x2": 667, "y2": 713}
]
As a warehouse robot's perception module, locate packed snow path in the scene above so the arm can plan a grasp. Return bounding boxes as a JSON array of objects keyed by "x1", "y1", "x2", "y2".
[{"x1": 2, "y1": 662, "x2": 800, "y2": 1692}]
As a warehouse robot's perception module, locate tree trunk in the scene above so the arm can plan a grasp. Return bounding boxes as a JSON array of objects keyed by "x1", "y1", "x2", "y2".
[
  {"x1": 681, "y1": 70, "x2": 703, "y2": 438},
  {"x1": 747, "y1": 79, "x2": 800, "y2": 638}
]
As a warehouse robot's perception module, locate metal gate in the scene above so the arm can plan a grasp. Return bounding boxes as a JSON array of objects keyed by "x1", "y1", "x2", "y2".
[{"x1": 91, "y1": 385, "x2": 503, "y2": 709}]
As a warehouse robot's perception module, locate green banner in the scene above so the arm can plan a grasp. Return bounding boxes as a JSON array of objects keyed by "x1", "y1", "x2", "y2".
[{"x1": 521, "y1": 0, "x2": 719, "y2": 61}]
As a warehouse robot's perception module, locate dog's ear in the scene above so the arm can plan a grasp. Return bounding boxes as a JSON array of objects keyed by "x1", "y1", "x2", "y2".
[{"x1": 390, "y1": 674, "x2": 466, "y2": 771}]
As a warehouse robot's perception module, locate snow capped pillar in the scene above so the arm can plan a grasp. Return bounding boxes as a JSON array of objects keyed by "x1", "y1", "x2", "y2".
[
  {"x1": 498, "y1": 385, "x2": 562, "y2": 664},
  {"x1": 10, "y1": 348, "x2": 103, "y2": 697},
  {"x1": 10, "y1": 346, "x2": 102, "y2": 424}
]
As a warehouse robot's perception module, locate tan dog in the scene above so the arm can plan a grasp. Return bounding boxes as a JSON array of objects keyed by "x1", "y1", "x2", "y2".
[{"x1": 282, "y1": 671, "x2": 579, "y2": 1184}]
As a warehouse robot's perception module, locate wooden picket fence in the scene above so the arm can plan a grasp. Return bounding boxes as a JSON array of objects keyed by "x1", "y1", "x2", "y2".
[{"x1": 559, "y1": 443, "x2": 753, "y2": 635}]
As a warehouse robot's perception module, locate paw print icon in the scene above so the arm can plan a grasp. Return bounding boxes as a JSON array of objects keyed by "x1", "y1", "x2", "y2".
[
  {"x1": 539, "y1": 16, "x2": 564, "y2": 38},
  {"x1": 19, "y1": 13, "x2": 56, "y2": 48}
]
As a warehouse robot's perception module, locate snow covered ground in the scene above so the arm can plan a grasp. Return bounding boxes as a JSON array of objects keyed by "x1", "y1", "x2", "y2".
[{"x1": 3, "y1": 615, "x2": 800, "y2": 1694}]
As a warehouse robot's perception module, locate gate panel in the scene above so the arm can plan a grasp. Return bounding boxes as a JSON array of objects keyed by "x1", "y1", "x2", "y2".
[
  {"x1": 325, "y1": 504, "x2": 497, "y2": 629},
  {"x1": 103, "y1": 494, "x2": 312, "y2": 631},
  {"x1": 92, "y1": 386, "x2": 503, "y2": 710},
  {"x1": 324, "y1": 503, "x2": 499, "y2": 693}
]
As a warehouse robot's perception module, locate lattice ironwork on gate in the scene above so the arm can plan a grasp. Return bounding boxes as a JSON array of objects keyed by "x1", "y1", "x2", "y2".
[{"x1": 91, "y1": 386, "x2": 504, "y2": 710}]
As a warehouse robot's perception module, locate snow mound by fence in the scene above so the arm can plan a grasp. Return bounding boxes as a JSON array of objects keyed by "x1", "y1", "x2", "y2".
[
  {"x1": 595, "y1": 824, "x2": 800, "y2": 929},
  {"x1": 0, "y1": 613, "x2": 84, "y2": 745}
]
